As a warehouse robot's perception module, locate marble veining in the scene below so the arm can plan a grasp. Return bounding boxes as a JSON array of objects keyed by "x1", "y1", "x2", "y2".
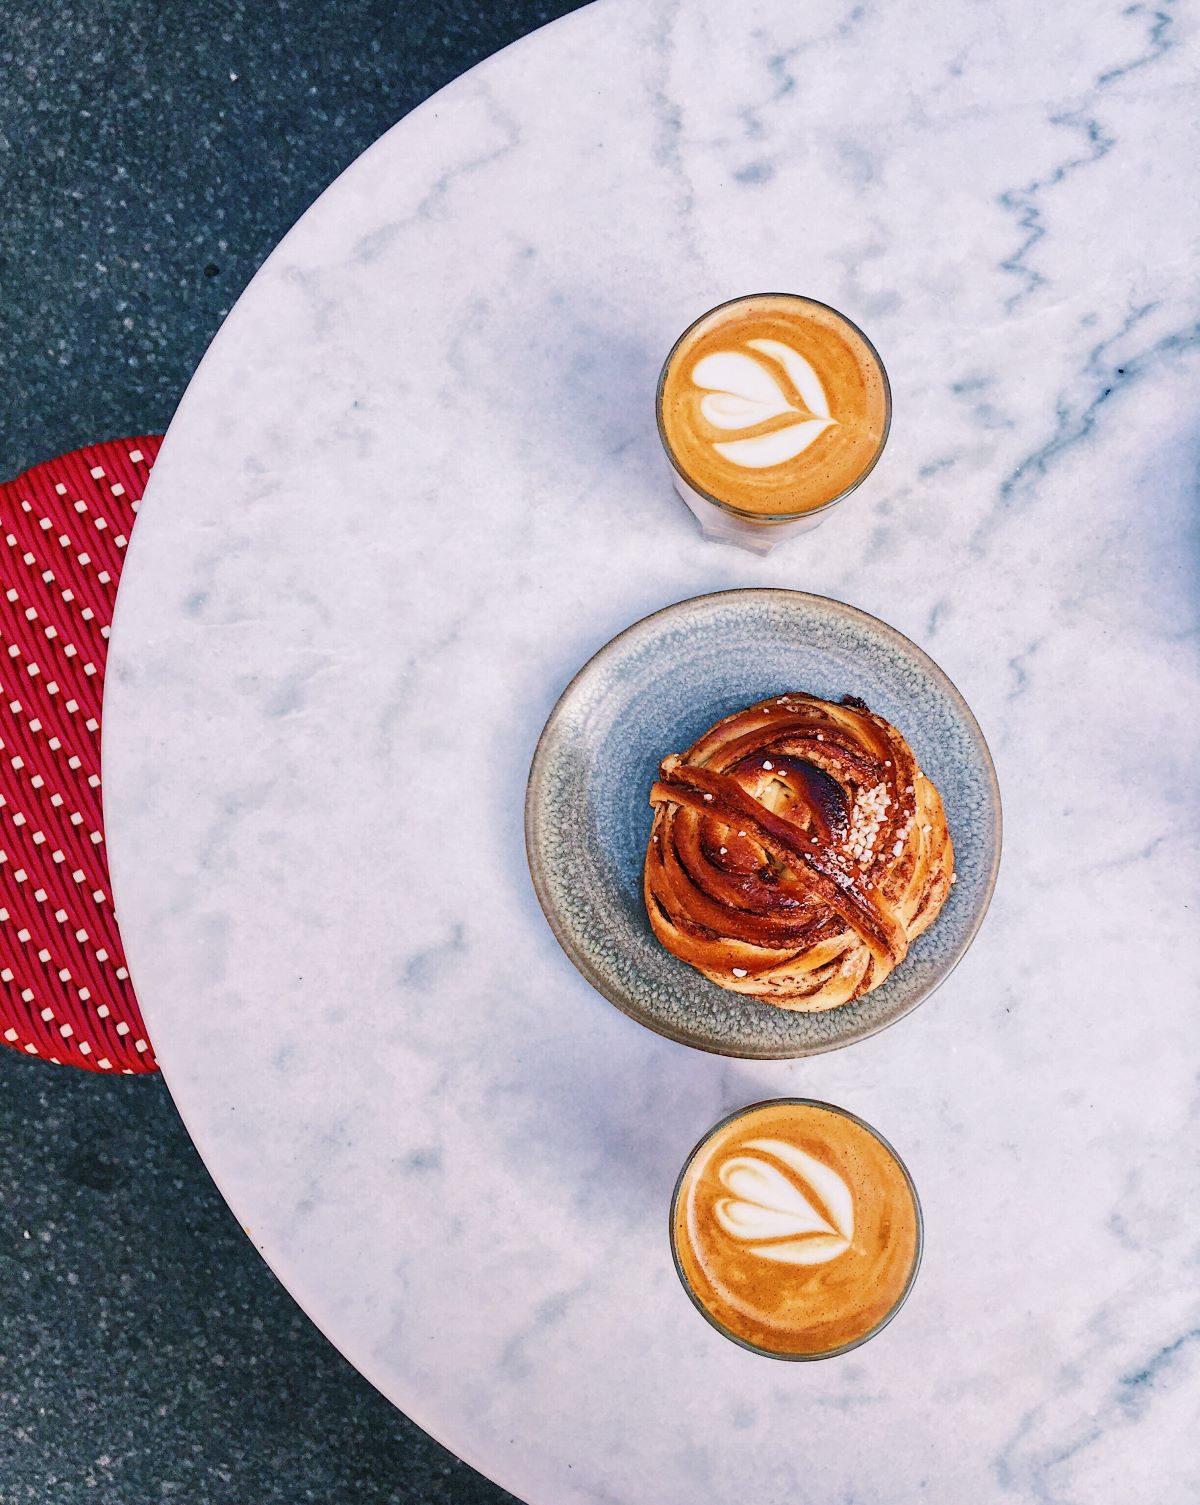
[{"x1": 102, "y1": 1, "x2": 1199, "y2": 1502}]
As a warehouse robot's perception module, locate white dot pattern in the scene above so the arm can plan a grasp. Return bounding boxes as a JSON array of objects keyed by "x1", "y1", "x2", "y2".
[{"x1": 0, "y1": 438, "x2": 160, "y2": 1071}]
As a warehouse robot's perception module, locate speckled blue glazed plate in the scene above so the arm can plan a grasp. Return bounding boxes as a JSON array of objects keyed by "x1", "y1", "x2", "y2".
[{"x1": 525, "y1": 589, "x2": 1001, "y2": 1058}]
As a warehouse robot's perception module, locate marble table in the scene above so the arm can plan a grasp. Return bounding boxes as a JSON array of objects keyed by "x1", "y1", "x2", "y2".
[{"x1": 103, "y1": 1, "x2": 1199, "y2": 1500}]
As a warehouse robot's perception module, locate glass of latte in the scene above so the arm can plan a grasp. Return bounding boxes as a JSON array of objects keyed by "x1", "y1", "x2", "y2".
[
  {"x1": 670, "y1": 1099, "x2": 922, "y2": 1359},
  {"x1": 657, "y1": 295, "x2": 891, "y2": 553}
]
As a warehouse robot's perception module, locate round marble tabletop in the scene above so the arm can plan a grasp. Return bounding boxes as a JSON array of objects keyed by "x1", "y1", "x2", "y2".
[{"x1": 103, "y1": 2, "x2": 1198, "y2": 1501}]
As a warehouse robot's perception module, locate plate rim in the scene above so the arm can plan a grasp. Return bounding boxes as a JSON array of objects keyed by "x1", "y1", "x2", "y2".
[{"x1": 525, "y1": 587, "x2": 1003, "y2": 1058}]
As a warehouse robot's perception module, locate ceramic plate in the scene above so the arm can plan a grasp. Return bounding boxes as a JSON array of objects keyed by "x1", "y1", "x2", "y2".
[{"x1": 525, "y1": 589, "x2": 1001, "y2": 1058}]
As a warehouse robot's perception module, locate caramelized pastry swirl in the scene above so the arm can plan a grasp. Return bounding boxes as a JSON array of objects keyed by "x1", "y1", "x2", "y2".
[{"x1": 644, "y1": 693, "x2": 954, "y2": 1011}]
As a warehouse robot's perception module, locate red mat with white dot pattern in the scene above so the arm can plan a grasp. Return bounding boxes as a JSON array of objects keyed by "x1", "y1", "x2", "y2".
[{"x1": 0, "y1": 437, "x2": 162, "y2": 1073}]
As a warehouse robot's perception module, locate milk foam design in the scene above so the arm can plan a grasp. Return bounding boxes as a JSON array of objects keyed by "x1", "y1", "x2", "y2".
[
  {"x1": 691, "y1": 339, "x2": 837, "y2": 468},
  {"x1": 713, "y1": 1138, "x2": 854, "y2": 1265}
]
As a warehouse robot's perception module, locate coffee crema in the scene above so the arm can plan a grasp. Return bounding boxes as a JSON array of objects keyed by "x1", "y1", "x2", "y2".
[
  {"x1": 671, "y1": 1100, "x2": 920, "y2": 1359},
  {"x1": 657, "y1": 295, "x2": 890, "y2": 516}
]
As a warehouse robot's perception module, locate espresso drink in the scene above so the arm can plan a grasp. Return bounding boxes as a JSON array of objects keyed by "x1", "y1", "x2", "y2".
[
  {"x1": 671, "y1": 1100, "x2": 920, "y2": 1359},
  {"x1": 658, "y1": 295, "x2": 890, "y2": 519}
]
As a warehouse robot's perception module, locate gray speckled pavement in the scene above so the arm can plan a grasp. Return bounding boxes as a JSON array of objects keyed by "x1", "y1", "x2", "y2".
[{"x1": 0, "y1": 4, "x2": 585, "y2": 1501}]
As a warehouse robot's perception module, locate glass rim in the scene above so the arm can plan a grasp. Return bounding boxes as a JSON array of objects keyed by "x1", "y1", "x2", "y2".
[
  {"x1": 655, "y1": 293, "x2": 893, "y2": 523},
  {"x1": 668, "y1": 1096, "x2": 924, "y2": 1362}
]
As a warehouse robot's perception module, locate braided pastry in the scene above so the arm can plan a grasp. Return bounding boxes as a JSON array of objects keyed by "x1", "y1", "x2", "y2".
[{"x1": 644, "y1": 693, "x2": 954, "y2": 1011}]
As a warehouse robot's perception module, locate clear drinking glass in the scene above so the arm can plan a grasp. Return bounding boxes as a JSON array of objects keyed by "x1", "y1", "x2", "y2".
[
  {"x1": 656, "y1": 294, "x2": 892, "y2": 555},
  {"x1": 669, "y1": 1098, "x2": 923, "y2": 1360}
]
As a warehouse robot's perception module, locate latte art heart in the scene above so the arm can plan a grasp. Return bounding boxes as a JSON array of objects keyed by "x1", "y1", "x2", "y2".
[
  {"x1": 671, "y1": 1100, "x2": 922, "y2": 1359},
  {"x1": 714, "y1": 1139, "x2": 854, "y2": 1265},
  {"x1": 692, "y1": 341, "x2": 837, "y2": 469},
  {"x1": 658, "y1": 294, "x2": 890, "y2": 516}
]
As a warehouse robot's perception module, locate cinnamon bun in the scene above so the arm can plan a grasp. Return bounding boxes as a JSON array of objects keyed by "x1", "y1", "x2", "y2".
[{"x1": 644, "y1": 693, "x2": 953, "y2": 1010}]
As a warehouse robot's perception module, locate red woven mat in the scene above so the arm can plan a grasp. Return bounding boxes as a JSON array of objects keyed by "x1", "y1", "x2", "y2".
[{"x1": 0, "y1": 437, "x2": 163, "y2": 1073}]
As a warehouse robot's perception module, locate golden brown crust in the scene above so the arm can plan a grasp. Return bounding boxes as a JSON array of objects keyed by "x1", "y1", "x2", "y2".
[{"x1": 644, "y1": 693, "x2": 954, "y2": 1011}]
